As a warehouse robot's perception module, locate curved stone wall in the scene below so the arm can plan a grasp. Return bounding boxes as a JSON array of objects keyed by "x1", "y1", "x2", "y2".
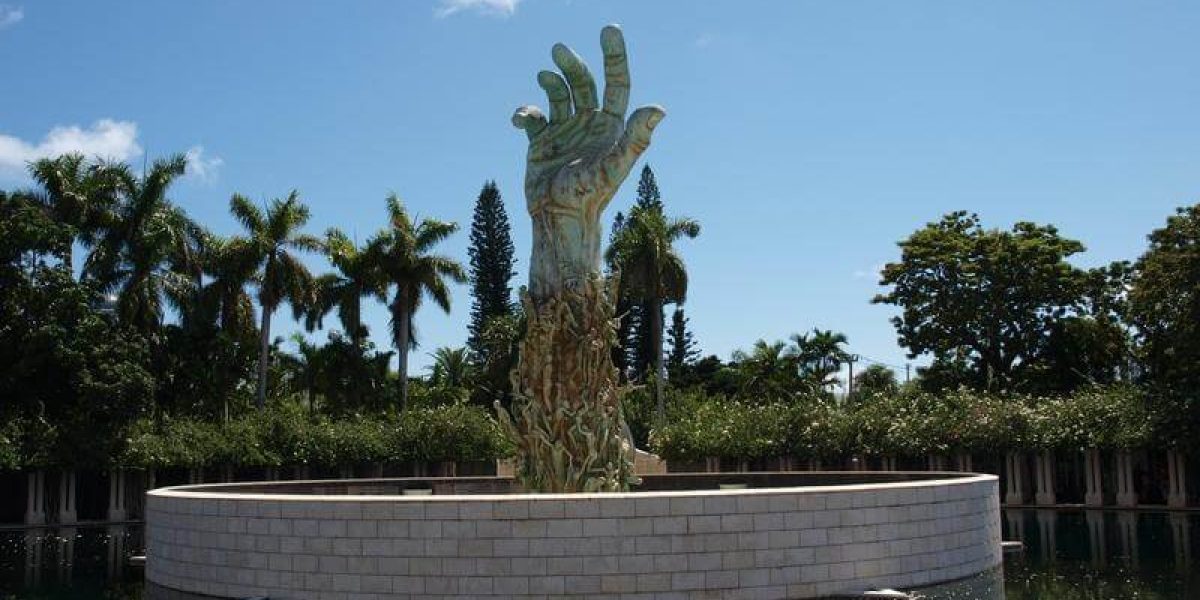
[{"x1": 145, "y1": 473, "x2": 1001, "y2": 599}]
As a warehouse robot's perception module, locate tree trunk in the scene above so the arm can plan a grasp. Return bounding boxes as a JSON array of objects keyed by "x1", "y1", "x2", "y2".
[
  {"x1": 255, "y1": 304, "x2": 274, "y2": 410},
  {"x1": 393, "y1": 296, "x2": 411, "y2": 412},
  {"x1": 651, "y1": 297, "x2": 664, "y2": 421}
]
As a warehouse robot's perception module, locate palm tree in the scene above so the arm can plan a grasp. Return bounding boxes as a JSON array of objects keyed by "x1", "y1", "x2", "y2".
[
  {"x1": 605, "y1": 203, "x2": 700, "y2": 420},
  {"x1": 28, "y1": 153, "x2": 121, "y2": 271},
  {"x1": 789, "y1": 329, "x2": 851, "y2": 393},
  {"x1": 732, "y1": 340, "x2": 796, "y2": 400},
  {"x1": 368, "y1": 194, "x2": 466, "y2": 411},
  {"x1": 306, "y1": 228, "x2": 386, "y2": 345},
  {"x1": 193, "y1": 234, "x2": 258, "y2": 336},
  {"x1": 229, "y1": 191, "x2": 323, "y2": 409},
  {"x1": 428, "y1": 346, "x2": 475, "y2": 389},
  {"x1": 83, "y1": 155, "x2": 204, "y2": 334}
]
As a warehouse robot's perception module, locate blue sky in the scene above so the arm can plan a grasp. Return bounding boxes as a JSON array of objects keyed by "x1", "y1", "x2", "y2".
[{"x1": 3, "y1": 1, "x2": 1198, "y2": 383}]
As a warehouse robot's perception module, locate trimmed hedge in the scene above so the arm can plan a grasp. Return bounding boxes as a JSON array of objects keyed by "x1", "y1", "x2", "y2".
[
  {"x1": 651, "y1": 385, "x2": 1165, "y2": 463},
  {"x1": 118, "y1": 403, "x2": 510, "y2": 470}
]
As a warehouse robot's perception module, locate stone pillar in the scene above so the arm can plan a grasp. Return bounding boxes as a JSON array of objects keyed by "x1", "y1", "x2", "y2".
[
  {"x1": 1034, "y1": 451, "x2": 1056, "y2": 506},
  {"x1": 1170, "y1": 513, "x2": 1191, "y2": 570},
  {"x1": 881, "y1": 456, "x2": 897, "y2": 471},
  {"x1": 24, "y1": 470, "x2": 46, "y2": 526},
  {"x1": 56, "y1": 526, "x2": 76, "y2": 582},
  {"x1": 808, "y1": 458, "x2": 822, "y2": 472},
  {"x1": 23, "y1": 533, "x2": 43, "y2": 588},
  {"x1": 107, "y1": 469, "x2": 127, "y2": 522},
  {"x1": 1116, "y1": 451, "x2": 1138, "y2": 507},
  {"x1": 955, "y1": 454, "x2": 973, "y2": 472},
  {"x1": 1035, "y1": 510, "x2": 1057, "y2": 561},
  {"x1": 436, "y1": 461, "x2": 458, "y2": 477},
  {"x1": 1167, "y1": 450, "x2": 1188, "y2": 508},
  {"x1": 339, "y1": 465, "x2": 354, "y2": 479},
  {"x1": 56, "y1": 470, "x2": 77, "y2": 525},
  {"x1": 293, "y1": 465, "x2": 310, "y2": 480},
  {"x1": 704, "y1": 457, "x2": 720, "y2": 473},
  {"x1": 927, "y1": 455, "x2": 946, "y2": 471},
  {"x1": 1085, "y1": 510, "x2": 1106, "y2": 567},
  {"x1": 1084, "y1": 449, "x2": 1104, "y2": 507},
  {"x1": 1004, "y1": 452, "x2": 1026, "y2": 505},
  {"x1": 188, "y1": 467, "x2": 203, "y2": 484},
  {"x1": 1117, "y1": 511, "x2": 1139, "y2": 567},
  {"x1": 264, "y1": 466, "x2": 278, "y2": 481},
  {"x1": 1003, "y1": 509, "x2": 1025, "y2": 543},
  {"x1": 370, "y1": 463, "x2": 385, "y2": 478},
  {"x1": 106, "y1": 524, "x2": 126, "y2": 580},
  {"x1": 146, "y1": 468, "x2": 157, "y2": 491}
]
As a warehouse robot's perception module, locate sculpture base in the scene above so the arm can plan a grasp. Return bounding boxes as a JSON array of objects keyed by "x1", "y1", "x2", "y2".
[{"x1": 497, "y1": 277, "x2": 637, "y2": 492}]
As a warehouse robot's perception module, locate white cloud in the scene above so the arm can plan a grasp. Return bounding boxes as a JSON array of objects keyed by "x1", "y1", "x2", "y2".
[
  {"x1": 0, "y1": 119, "x2": 143, "y2": 177},
  {"x1": 184, "y1": 145, "x2": 223, "y2": 182},
  {"x1": 434, "y1": 0, "x2": 520, "y2": 18},
  {"x1": 0, "y1": 5, "x2": 22, "y2": 29}
]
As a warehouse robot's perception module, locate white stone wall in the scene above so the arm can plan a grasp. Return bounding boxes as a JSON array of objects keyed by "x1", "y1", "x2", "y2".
[{"x1": 146, "y1": 475, "x2": 1001, "y2": 599}]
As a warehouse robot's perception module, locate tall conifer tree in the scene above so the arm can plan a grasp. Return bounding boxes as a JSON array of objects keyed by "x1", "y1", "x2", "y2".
[
  {"x1": 466, "y1": 181, "x2": 516, "y2": 358},
  {"x1": 666, "y1": 307, "x2": 699, "y2": 379}
]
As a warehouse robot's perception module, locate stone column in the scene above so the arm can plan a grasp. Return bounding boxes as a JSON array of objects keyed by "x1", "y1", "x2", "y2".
[
  {"x1": 882, "y1": 456, "x2": 897, "y2": 471},
  {"x1": 146, "y1": 468, "x2": 157, "y2": 491},
  {"x1": 264, "y1": 466, "x2": 278, "y2": 481},
  {"x1": 1117, "y1": 511, "x2": 1139, "y2": 567},
  {"x1": 1003, "y1": 509, "x2": 1025, "y2": 543},
  {"x1": 1004, "y1": 452, "x2": 1026, "y2": 505},
  {"x1": 56, "y1": 527, "x2": 76, "y2": 582},
  {"x1": 24, "y1": 470, "x2": 46, "y2": 526},
  {"x1": 293, "y1": 465, "x2": 310, "y2": 480},
  {"x1": 370, "y1": 463, "x2": 385, "y2": 478},
  {"x1": 704, "y1": 457, "x2": 720, "y2": 473},
  {"x1": 188, "y1": 467, "x2": 203, "y2": 484},
  {"x1": 339, "y1": 465, "x2": 354, "y2": 479},
  {"x1": 1170, "y1": 512, "x2": 1191, "y2": 570},
  {"x1": 1167, "y1": 450, "x2": 1188, "y2": 508},
  {"x1": 56, "y1": 470, "x2": 77, "y2": 525},
  {"x1": 1116, "y1": 451, "x2": 1138, "y2": 507},
  {"x1": 807, "y1": 458, "x2": 822, "y2": 472},
  {"x1": 927, "y1": 455, "x2": 946, "y2": 471},
  {"x1": 955, "y1": 453, "x2": 973, "y2": 472},
  {"x1": 1035, "y1": 510, "x2": 1057, "y2": 561},
  {"x1": 221, "y1": 464, "x2": 234, "y2": 483},
  {"x1": 1084, "y1": 449, "x2": 1104, "y2": 506},
  {"x1": 107, "y1": 469, "x2": 127, "y2": 522},
  {"x1": 1085, "y1": 510, "x2": 1106, "y2": 567},
  {"x1": 1034, "y1": 451, "x2": 1056, "y2": 506}
]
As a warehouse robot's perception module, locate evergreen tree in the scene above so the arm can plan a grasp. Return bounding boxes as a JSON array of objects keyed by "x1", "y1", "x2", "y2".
[
  {"x1": 466, "y1": 181, "x2": 516, "y2": 358},
  {"x1": 635, "y1": 164, "x2": 661, "y2": 210},
  {"x1": 666, "y1": 307, "x2": 699, "y2": 379}
]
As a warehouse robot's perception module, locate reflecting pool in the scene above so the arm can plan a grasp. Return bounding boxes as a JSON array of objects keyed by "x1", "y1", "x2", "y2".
[{"x1": 0, "y1": 510, "x2": 1196, "y2": 599}]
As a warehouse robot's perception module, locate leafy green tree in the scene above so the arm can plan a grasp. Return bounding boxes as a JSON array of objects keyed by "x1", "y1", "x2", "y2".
[
  {"x1": 229, "y1": 191, "x2": 322, "y2": 409},
  {"x1": 466, "y1": 181, "x2": 515, "y2": 358},
  {"x1": 84, "y1": 155, "x2": 204, "y2": 334},
  {"x1": 368, "y1": 194, "x2": 466, "y2": 411},
  {"x1": 606, "y1": 202, "x2": 700, "y2": 419},
  {"x1": 474, "y1": 310, "x2": 524, "y2": 408},
  {"x1": 789, "y1": 329, "x2": 850, "y2": 392},
  {"x1": 873, "y1": 211, "x2": 1089, "y2": 391},
  {"x1": 1128, "y1": 204, "x2": 1200, "y2": 443},
  {"x1": 666, "y1": 307, "x2": 699, "y2": 381},
  {"x1": 851, "y1": 364, "x2": 899, "y2": 401}
]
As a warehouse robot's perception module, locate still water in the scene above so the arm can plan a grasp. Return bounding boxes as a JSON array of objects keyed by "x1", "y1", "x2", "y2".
[{"x1": 0, "y1": 510, "x2": 1196, "y2": 599}]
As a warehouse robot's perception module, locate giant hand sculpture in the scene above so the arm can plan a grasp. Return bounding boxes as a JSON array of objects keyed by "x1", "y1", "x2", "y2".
[{"x1": 512, "y1": 25, "x2": 664, "y2": 304}]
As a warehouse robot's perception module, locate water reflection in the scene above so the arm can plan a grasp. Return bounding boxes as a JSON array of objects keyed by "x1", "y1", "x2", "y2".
[
  {"x1": 0, "y1": 524, "x2": 143, "y2": 599},
  {"x1": 0, "y1": 512, "x2": 1197, "y2": 599}
]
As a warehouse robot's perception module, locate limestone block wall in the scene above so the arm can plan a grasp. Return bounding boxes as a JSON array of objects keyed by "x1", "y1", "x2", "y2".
[{"x1": 145, "y1": 474, "x2": 1001, "y2": 599}]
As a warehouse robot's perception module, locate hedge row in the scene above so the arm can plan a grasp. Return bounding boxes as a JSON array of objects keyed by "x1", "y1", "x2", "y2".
[
  {"x1": 649, "y1": 385, "x2": 1161, "y2": 462},
  {"x1": 117, "y1": 403, "x2": 511, "y2": 470}
]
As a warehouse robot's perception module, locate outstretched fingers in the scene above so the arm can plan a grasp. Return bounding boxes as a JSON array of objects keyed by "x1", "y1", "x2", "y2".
[
  {"x1": 552, "y1": 43, "x2": 599, "y2": 112},
  {"x1": 600, "y1": 25, "x2": 630, "y2": 117},
  {"x1": 538, "y1": 70, "x2": 572, "y2": 123},
  {"x1": 511, "y1": 105, "x2": 548, "y2": 140},
  {"x1": 603, "y1": 104, "x2": 665, "y2": 189}
]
